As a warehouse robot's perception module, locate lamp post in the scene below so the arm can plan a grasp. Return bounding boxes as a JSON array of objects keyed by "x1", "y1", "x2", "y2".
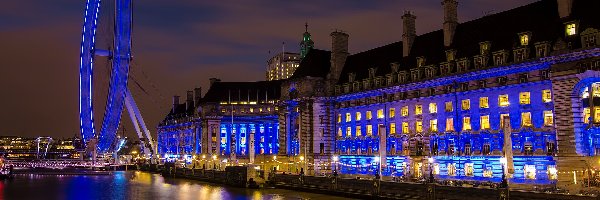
[
  {"x1": 332, "y1": 155, "x2": 339, "y2": 176},
  {"x1": 428, "y1": 157, "x2": 435, "y2": 183},
  {"x1": 499, "y1": 157, "x2": 508, "y2": 188}
]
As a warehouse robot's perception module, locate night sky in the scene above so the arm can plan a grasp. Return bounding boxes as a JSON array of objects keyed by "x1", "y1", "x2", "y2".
[{"x1": 0, "y1": 0, "x2": 537, "y2": 139}]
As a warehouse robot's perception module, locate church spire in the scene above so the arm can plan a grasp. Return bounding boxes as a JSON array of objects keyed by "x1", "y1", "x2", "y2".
[{"x1": 300, "y1": 22, "x2": 314, "y2": 59}]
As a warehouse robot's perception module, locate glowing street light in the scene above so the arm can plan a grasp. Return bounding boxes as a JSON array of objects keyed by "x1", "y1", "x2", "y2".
[
  {"x1": 332, "y1": 155, "x2": 339, "y2": 162},
  {"x1": 299, "y1": 156, "x2": 305, "y2": 161},
  {"x1": 202, "y1": 154, "x2": 206, "y2": 159}
]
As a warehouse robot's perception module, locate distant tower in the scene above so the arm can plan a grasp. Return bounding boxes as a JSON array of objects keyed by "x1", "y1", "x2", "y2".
[{"x1": 299, "y1": 22, "x2": 314, "y2": 59}]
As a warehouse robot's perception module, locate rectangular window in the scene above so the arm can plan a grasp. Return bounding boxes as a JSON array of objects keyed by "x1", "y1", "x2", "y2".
[
  {"x1": 481, "y1": 115, "x2": 490, "y2": 130},
  {"x1": 430, "y1": 119, "x2": 438, "y2": 132},
  {"x1": 446, "y1": 118, "x2": 454, "y2": 131},
  {"x1": 366, "y1": 125, "x2": 373, "y2": 136},
  {"x1": 544, "y1": 111, "x2": 554, "y2": 126},
  {"x1": 366, "y1": 111, "x2": 372, "y2": 120},
  {"x1": 566, "y1": 23, "x2": 577, "y2": 36},
  {"x1": 522, "y1": 112, "x2": 532, "y2": 127},
  {"x1": 500, "y1": 113, "x2": 510, "y2": 128},
  {"x1": 542, "y1": 89, "x2": 552, "y2": 103},
  {"x1": 463, "y1": 117, "x2": 472, "y2": 131},
  {"x1": 520, "y1": 92, "x2": 531, "y2": 105},
  {"x1": 356, "y1": 126, "x2": 362, "y2": 137},
  {"x1": 480, "y1": 97, "x2": 489, "y2": 108},
  {"x1": 401, "y1": 106, "x2": 409, "y2": 116},
  {"x1": 416, "y1": 121, "x2": 423, "y2": 133},
  {"x1": 355, "y1": 112, "x2": 361, "y2": 121},
  {"x1": 389, "y1": 123, "x2": 396, "y2": 135},
  {"x1": 462, "y1": 99, "x2": 470, "y2": 110},
  {"x1": 402, "y1": 122, "x2": 409, "y2": 134},
  {"x1": 346, "y1": 127, "x2": 351, "y2": 137},
  {"x1": 377, "y1": 109, "x2": 384, "y2": 119},
  {"x1": 345, "y1": 113, "x2": 351, "y2": 122},
  {"x1": 389, "y1": 108, "x2": 396, "y2": 118},
  {"x1": 415, "y1": 105, "x2": 423, "y2": 115},
  {"x1": 584, "y1": 107, "x2": 591, "y2": 124},
  {"x1": 445, "y1": 101, "x2": 453, "y2": 112},
  {"x1": 595, "y1": 107, "x2": 600, "y2": 123},
  {"x1": 429, "y1": 103, "x2": 437, "y2": 113},
  {"x1": 337, "y1": 128, "x2": 342, "y2": 137},
  {"x1": 499, "y1": 94, "x2": 510, "y2": 107}
]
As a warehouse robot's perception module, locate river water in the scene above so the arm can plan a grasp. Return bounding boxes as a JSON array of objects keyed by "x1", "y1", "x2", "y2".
[{"x1": 1, "y1": 171, "x2": 350, "y2": 200}]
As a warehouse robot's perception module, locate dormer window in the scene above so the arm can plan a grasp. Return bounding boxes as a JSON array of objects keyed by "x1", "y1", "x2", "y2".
[
  {"x1": 348, "y1": 73, "x2": 356, "y2": 82},
  {"x1": 566, "y1": 22, "x2": 577, "y2": 36},
  {"x1": 425, "y1": 67, "x2": 436, "y2": 78},
  {"x1": 417, "y1": 57, "x2": 426, "y2": 67},
  {"x1": 493, "y1": 51, "x2": 507, "y2": 66},
  {"x1": 519, "y1": 32, "x2": 531, "y2": 46},
  {"x1": 535, "y1": 42, "x2": 550, "y2": 57},
  {"x1": 513, "y1": 48, "x2": 529, "y2": 62},
  {"x1": 479, "y1": 41, "x2": 491, "y2": 55},
  {"x1": 446, "y1": 50, "x2": 456, "y2": 62},
  {"x1": 368, "y1": 68, "x2": 376, "y2": 78},
  {"x1": 398, "y1": 72, "x2": 407, "y2": 83},
  {"x1": 474, "y1": 55, "x2": 487, "y2": 69},
  {"x1": 457, "y1": 59, "x2": 469, "y2": 72}
]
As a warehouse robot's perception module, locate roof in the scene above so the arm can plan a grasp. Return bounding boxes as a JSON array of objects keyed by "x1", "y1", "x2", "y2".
[
  {"x1": 337, "y1": 0, "x2": 600, "y2": 85},
  {"x1": 161, "y1": 103, "x2": 195, "y2": 122},
  {"x1": 200, "y1": 80, "x2": 283, "y2": 103},
  {"x1": 289, "y1": 49, "x2": 331, "y2": 79}
]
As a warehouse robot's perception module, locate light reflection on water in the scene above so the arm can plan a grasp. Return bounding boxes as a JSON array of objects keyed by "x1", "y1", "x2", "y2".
[{"x1": 2, "y1": 171, "x2": 351, "y2": 200}]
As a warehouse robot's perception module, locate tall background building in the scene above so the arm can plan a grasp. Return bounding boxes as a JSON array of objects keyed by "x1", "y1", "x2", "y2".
[{"x1": 266, "y1": 24, "x2": 314, "y2": 81}]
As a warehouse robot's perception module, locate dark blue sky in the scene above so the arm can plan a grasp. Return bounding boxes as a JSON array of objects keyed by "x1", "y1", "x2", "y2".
[{"x1": 0, "y1": 0, "x2": 536, "y2": 138}]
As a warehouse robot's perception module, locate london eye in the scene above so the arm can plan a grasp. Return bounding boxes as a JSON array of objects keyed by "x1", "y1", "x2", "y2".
[{"x1": 78, "y1": 0, "x2": 154, "y2": 157}]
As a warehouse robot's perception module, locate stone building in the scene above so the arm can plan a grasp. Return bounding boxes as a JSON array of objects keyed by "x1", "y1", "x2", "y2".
[{"x1": 158, "y1": 0, "x2": 600, "y2": 189}]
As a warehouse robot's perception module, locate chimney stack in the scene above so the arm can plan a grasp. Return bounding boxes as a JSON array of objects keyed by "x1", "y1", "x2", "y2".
[
  {"x1": 172, "y1": 95, "x2": 180, "y2": 113},
  {"x1": 402, "y1": 11, "x2": 417, "y2": 57},
  {"x1": 557, "y1": 0, "x2": 573, "y2": 18},
  {"x1": 209, "y1": 78, "x2": 221, "y2": 86},
  {"x1": 186, "y1": 91, "x2": 194, "y2": 111},
  {"x1": 194, "y1": 87, "x2": 202, "y2": 106},
  {"x1": 329, "y1": 31, "x2": 349, "y2": 83},
  {"x1": 442, "y1": 0, "x2": 459, "y2": 47}
]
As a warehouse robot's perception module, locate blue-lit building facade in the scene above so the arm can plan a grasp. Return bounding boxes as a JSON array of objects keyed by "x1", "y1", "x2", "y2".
[{"x1": 158, "y1": 0, "x2": 600, "y2": 189}]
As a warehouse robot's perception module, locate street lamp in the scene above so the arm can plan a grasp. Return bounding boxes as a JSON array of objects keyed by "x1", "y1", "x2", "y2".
[
  {"x1": 332, "y1": 155, "x2": 339, "y2": 175},
  {"x1": 428, "y1": 157, "x2": 435, "y2": 183}
]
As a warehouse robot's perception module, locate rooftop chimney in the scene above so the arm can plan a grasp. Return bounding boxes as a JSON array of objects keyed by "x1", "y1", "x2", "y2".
[
  {"x1": 329, "y1": 31, "x2": 349, "y2": 83},
  {"x1": 442, "y1": 0, "x2": 458, "y2": 47},
  {"x1": 557, "y1": 0, "x2": 573, "y2": 18},
  {"x1": 209, "y1": 78, "x2": 221, "y2": 86},
  {"x1": 186, "y1": 91, "x2": 194, "y2": 111},
  {"x1": 402, "y1": 11, "x2": 417, "y2": 57},
  {"x1": 194, "y1": 87, "x2": 202, "y2": 106},
  {"x1": 172, "y1": 95, "x2": 180, "y2": 113}
]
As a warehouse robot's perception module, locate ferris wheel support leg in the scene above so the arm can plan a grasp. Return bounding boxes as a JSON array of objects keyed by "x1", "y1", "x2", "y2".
[{"x1": 124, "y1": 92, "x2": 149, "y2": 156}]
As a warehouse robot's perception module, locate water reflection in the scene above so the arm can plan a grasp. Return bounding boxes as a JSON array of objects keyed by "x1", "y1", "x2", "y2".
[{"x1": 1, "y1": 171, "x2": 351, "y2": 200}]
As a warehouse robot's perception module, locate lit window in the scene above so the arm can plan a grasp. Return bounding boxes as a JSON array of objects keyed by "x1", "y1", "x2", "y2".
[
  {"x1": 337, "y1": 114, "x2": 341, "y2": 123},
  {"x1": 521, "y1": 112, "x2": 532, "y2": 127},
  {"x1": 389, "y1": 108, "x2": 396, "y2": 118},
  {"x1": 542, "y1": 89, "x2": 552, "y2": 103},
  {"x1": 390, "y1": 123, "x2": 396, "y2": 135},
  {"x1": 499, "y1": 94, "x2": 509, "y2": 107},
  {"x1": 377, "y1": 109, "x2": 384, "y2": 119},
  {"x1": 430, "y1": 119, "x2": 438, "y2": 132},
  {"x1": 519, "y1": 92, "x2": 531, "y2": 105},
  {"x1": 448, "y1": 163, "x2": 456, "y2": 176},
  {"x1": 429, "y1": 103, "x2": 437, "y2": 113},
  {"x1": 416, "y1": 121, "x2": 423, "y2": 133},
  {"x1": 356, "y1": 112, "x2": 362, "y2": 121},
  {"x1": 415, "y1": 105, "x2": 423, "y2": 115},
  {"x1": 524, "y1": 165, "x2": 536, "y2": 179},
  {"x1": 462, "y1": 99, "x2": 470, "y2": 110},
  {"x1": 480, "y1": 97, "x2": 489, "y2": 108},
  {"x1": 446, "y1": 118, "x2": 454, "y2": 131},
  {"x1": 401, "y1": 106, "x2": 409, "y2": 116},
  {"x1": 337, "y1": 128, "x2": 342, "y2": 137},
  {"x1": 366, "y1": 125, "x2": 373, "y2": 136},
  {"x1": 463, "y1": 117, "x2": 472, "y2": 131},
  {"x1": 544, "y1": 111, "x2": 553, "y2": 126},
  {"x1": 445, "y1": 101, "x2": 453, "y2": 112},
  {"x1": 500, "y1": 113, "x2": 510, "y2": 128},
  {"x1": 249, "y1": 108, "x2": 254, "y2": 113},
  {"x1": 465, "y1": 163, "x2": 474, "y2": 177},
  {"x1": 356, "y1": 126, "x2": 362, "y2": 137},
  {"x1": 481, "y1": 115, "x2": 490, "y2": 130},
  {"x1": 520, "y1": 34, "x2": 529, "y2": 46},
  {"x1": 346, "y1": 113, "x2": 351, "y2": 122},
  {"x1": 346, "y1": 127, "x2": 351, "y2": 137},
  {"x1": 584, "y1": 107, "x2": 591, "y2": 124},
  {"x1": 366, "y1": 111, "x2": 372, "y2": 120},
  {"x1": 595, "y1": 107, "x2": 600, "y2": 123},
  {"x1": 402, "y1": 122, "x2": 409, "y2": 134},
  {"x1": 548, "y1": 165, "x2": 558, "y2": 180},
  {"x1": 566, "y1": 23, "x2": 577, "y2": 36}
]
